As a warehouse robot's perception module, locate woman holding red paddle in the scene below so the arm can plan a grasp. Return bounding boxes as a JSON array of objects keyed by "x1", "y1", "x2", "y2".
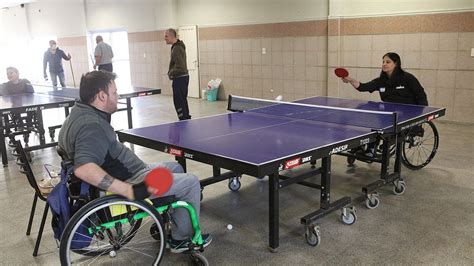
[
  {"x1": 339, "y1": 52, "x2": 428, "y2": 106},
  {"x1": 337, "y1": 52, "x2": 428, "y2": 158}
]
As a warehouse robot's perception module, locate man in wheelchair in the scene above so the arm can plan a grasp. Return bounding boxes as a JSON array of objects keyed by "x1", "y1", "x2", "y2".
[{"x1": 58, "y1": 70, "x2": 211, "y2": 253}]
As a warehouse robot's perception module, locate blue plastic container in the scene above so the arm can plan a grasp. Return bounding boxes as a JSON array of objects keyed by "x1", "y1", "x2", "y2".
[{"x1": 207, "y1": 88, "x2": 218, "y2": 101}]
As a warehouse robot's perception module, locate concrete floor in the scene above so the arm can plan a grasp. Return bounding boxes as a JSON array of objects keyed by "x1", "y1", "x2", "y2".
[{"x1": 0, "y1": 95, "x2": 473, "y2": 265}]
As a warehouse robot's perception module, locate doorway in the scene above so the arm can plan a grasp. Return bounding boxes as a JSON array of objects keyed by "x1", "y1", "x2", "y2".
[
  {"x1": 87, "y1": 30, "x2": 131, "y2": 87},
  {"x1": 178, "y1": 25, "x2": 200, "y2": 98}
]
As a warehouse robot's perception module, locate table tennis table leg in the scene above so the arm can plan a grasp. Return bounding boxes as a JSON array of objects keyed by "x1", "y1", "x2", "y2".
[
  {"x1": 301, "y1": 156, "x2": 352, "y2": 210},
  {"x1": 380, "y1": 138, "x2": 391, "y2": 180},
  {"x1": 213, "y1": 166, "x2": 221, "y2": 177},
  {"x1": 394, "y1": 134, "x2": 403, "y2": 174},
  {"x1": 320, "y1": 157, "x2": 331, "y2": 209},
  {"x1": 0, "y1": 120, "x2": 7, "y2": 166},
  {"x1": 268, "y1": 172, "x2": 279, "y2": 252},
  {"x1": 126, "y1": 98, "x2": 133, "y2": 129},
  {"x1": 362, "y1": 135, "x2": 403, "y2": 196},
  {"x1": 176, "y1": 156, "x2": 187, "y2": 172},
  {"x1": 35, "y1": 110, "x2": 46, "y2": 146}
]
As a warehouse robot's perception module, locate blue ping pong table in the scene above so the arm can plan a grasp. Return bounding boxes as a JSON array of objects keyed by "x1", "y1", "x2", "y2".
[
  {"x1": 116, "y1": 95, "x2": 445, "y2": 251},
  {"x1": 0, "y1": 86, "x2": 160, "y2": 166}
]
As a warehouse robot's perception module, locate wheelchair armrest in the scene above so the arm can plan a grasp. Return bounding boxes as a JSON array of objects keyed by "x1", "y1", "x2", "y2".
[
  {"x1": 151, "y1": 195, "x2": 176, "y2": 207},
  {"x1": 61, "y1": 159, "x2": 74, "y2": 169},
  {"x1": 57, "y1": 146, "x2": 70, "y2": 161}
]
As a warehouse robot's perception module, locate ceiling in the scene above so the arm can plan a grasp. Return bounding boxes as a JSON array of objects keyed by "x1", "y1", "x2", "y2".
[{"x1": 0, "y1": 0, "x2": 36, "y2": 9}]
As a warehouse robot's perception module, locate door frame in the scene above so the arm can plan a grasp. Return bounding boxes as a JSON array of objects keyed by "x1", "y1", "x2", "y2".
[{"x1": 178, "y1": 25, "x2": 200, "y2": 98}]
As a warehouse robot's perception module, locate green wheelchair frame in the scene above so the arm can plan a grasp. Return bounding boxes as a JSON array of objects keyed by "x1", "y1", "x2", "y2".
[{"x1": 59, "y1": 194, "x2": 208, "y2": 265}]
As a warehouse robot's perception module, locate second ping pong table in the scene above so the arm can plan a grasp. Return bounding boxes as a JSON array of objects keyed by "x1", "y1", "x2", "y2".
[
  {"x1": 117, "y1": 95, "x2": 445, "y2": 251},
  {"x1": 0, "y1": 86, "x2": 160, "y2": 166}
]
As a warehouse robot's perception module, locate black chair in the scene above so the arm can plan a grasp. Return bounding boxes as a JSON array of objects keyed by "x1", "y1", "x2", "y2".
[{"x1": 12, "y1": 140, "x2": 51, "y2": 257}]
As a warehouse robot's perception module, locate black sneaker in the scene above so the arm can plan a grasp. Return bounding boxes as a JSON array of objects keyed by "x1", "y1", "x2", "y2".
[
  {"x1": 169, "y1": 234, "x2": 212, "y2": 253},
  {"x1": 364, "y1": 150, "x2": 375, "y2": 158}
]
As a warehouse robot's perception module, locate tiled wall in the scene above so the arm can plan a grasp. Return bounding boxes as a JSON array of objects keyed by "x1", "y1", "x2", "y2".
[
  {"x1": 128, "y1": 31, "x2": 172, "y2": 95},
  {"x1": 57, "y1": 37, "x2": 90, "y2": 88},
  {"x1": 125, "y1": 21, "x2": 330, "y2": 102},
  {"x1": 327, "y1": 11, "x2": 474, "y2": 123},
  {"x1": 57, "y1": 11, "x2": 473, "y2": 124},
  {"x1": 199, "y1": 20, "x2": 329, "y2": 101}
]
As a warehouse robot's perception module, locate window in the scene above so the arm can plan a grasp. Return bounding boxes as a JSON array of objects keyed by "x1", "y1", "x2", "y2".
[{"x1": 88, "y1": 30, "x2": 131, "y2": 87}]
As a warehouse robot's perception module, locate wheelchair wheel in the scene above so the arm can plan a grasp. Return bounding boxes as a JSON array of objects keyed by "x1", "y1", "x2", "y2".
[
  {"x1": 401, "y1": 121, "x2": 439, "y2": 170},
  {"x1": 60, "y1": 195, "x2": 166, "y2": 265}
]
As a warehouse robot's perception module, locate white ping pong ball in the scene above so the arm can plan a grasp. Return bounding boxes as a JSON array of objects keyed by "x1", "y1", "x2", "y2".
[
  {"x1": 227, "y1": 224, "x2": 233, "y2": 230},
  {"x1": 275, "y1": 95, "x2": 283, "y2": 101}
]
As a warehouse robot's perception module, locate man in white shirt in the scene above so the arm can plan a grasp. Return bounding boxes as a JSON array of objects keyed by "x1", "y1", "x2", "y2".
[{"x1": 93, "y1": 35, "x2": 114, "y2": 72}]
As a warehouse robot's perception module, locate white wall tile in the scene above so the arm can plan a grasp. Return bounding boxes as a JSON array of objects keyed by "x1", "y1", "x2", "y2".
[
  {"x1": 439, "y1": 33, "x2": 458, "y2": 51},
  {"x1": 421, "y1": 33, "x2": 439, "y2": 51}
]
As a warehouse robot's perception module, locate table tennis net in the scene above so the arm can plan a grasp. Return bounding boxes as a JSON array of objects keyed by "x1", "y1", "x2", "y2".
[
  {"x1": 33, "y1": 84, "x2": 133, "y2": 101},
  {"x1": 228, "y1": 95, "x2": 396, "y2": 131},
  {"x1": 33, "y1": 85, "x2": 80, "y2": 98}
]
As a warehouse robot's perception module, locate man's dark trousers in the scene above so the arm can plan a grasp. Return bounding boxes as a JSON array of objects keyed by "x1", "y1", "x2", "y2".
[{"x1": 172, "y1": 75, "x2": 191, "y2": 120}]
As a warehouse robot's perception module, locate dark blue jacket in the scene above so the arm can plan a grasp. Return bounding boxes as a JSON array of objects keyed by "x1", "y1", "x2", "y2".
[{"x1": 43, "y1": 48, "x2": 69, "y2": 74}]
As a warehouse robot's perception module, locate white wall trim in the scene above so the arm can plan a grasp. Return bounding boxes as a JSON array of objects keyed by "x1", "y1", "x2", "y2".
[
  {"x1": 329, "y1": 8, "x2": 474, "y2": 20},
  {"x1": 196, "y1": 17, "x2": 330, "y2": 29}
]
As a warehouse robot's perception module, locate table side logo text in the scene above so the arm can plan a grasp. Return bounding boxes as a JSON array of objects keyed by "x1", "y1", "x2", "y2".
[
  {"x1": 284, "y1": 157, "x2": 301, "y2": 169},
  {"x1": 329, "y1": 144, "x2": 348, "y2": 155},
  {"x1": 166, "y1": 147, "x2": 183, "y2": 157}
]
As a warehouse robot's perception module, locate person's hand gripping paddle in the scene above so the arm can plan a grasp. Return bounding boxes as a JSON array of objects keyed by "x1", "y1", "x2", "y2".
[
  {"x1": 334, "y1": 67, "x2": 349, "y2": 78},
  {"x1": 144, "y1": 167, "x2": 173, "y2": 196}
]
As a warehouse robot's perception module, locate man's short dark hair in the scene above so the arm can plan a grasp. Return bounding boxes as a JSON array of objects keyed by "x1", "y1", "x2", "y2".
[
  {"x1": 6, "y1": 66, "x2": 18, "y2": 73},
  {"x1": 167, "y1": 28, "x2": 177, "y2": 37},
  {"x1": 79, "y1": 70, "x2": 117, "y2": 104}
]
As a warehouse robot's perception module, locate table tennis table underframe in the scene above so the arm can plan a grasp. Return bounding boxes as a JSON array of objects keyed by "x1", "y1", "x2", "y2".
[
  {"x1": 119, "y1": 127, "x2": 380, "y2": 251},
  {"x1": 0, "y1": 88, "x2": 160, "y2": 166},
  {"x1": 117, "y1": 101, "x2": 445, "y2": 252}
]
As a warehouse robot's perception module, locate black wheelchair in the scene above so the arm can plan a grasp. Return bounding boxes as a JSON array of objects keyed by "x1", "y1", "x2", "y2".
[
  {"x1": 347, "y1": 121, "x2": 439, "y2": 170},
  {"x1": 400, "y1": 121, "x2": 439, "y2": 170},
  {"x1": 57, "y1": 151, "x2": 209, "y2": 265}
]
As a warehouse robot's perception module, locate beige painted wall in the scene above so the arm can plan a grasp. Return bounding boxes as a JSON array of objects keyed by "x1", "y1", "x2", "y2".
[
  {"x1": 85, "y1": 0, "x2": 178, "y2": 32},
  {"x1": 177, "y1": 0, "x2": 329, "y2": 26},
  {"x1": 325, "y1": 11, "x2": 474, "y2": 123},
  {"x1": 26, "y1": 0, "x2": 87, "y2": 37}
]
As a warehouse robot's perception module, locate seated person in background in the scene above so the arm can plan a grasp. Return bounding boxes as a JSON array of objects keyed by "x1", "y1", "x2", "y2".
[
  {"x1": 341, "y1": 52, "x2": 428, "y2": 106},
  {"x1": 0, "y1": 66, "x2": 34, "y2": 96},
  {"x1": 1, "y1": 67, "x2": 36, "y2": 139},
  {"x1": 58, "y1": 70, "x2": 211, "y2": 253}
]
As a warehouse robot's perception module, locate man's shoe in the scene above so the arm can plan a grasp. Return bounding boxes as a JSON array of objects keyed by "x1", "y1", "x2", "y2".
[
  {"x1": 364, "y1": 151, "x2": 375, "y2": 158},
  {"x1": 169, "y1": 233, "x2": 212, "y2": 253}
]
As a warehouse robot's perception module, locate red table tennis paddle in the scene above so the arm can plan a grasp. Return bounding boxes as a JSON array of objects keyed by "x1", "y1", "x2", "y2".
[
  {"x1": 335, "y1": 67, "x2": 349, "y2": 78},
  {"x1": 144, "y1": 167, "x2": 173, "y2": 196}
]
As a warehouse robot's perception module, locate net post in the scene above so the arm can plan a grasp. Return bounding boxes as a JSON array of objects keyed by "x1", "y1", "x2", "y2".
[
  {"x1": 392, "y1": 112, "x2": 398, "y2": 134},
  {"x1": 227, "y1": 95, "x2": 233, "y2": 111},
  {"x1": 392, "y1": 112, "x2": 398, "y2": 148}
]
